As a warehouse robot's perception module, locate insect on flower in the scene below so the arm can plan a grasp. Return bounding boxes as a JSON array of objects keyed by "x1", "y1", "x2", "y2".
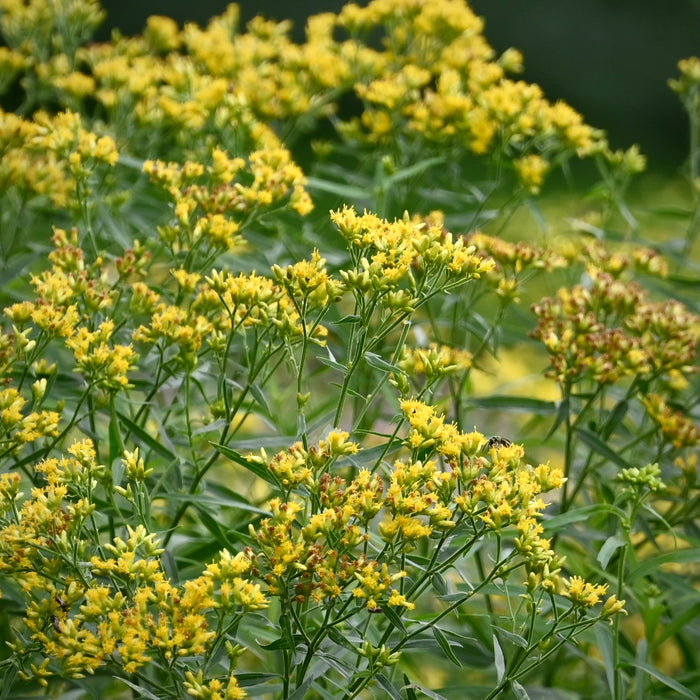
[
  {"x1": 54, "y1": 595, "x2": 69, "y2": 612},
  {"x1": 51, "y1": 614, "x2": 62, "y2": 633},
  {"x1": 486, "y1": 436, "x2": 512, "y2": 449}
]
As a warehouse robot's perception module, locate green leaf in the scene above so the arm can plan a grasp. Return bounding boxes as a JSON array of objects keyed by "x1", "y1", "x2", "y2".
[
  {"x1": 327, "y1": 626, "x2": 360, "y2": 651},
  {"x1": 433, "y1": 626, "x2": 462, "y2": 667},
  {"x1": 249, "y1": 383, "x2": 271, "y2": 416},
  {"x1": 0, "y1": 665, "x2": 18, "y2": 700},
  {"x1": 334, "y1": 314, "x2": 362, "y2": 325},
  {"x1": 117, "y1": 154, "x2": 146, "y2": 171},
  {"x1": 116, "y1": 411, "x2": 176, "y2": 461},
  {"x1": 510, "y1": 680, "x2": 531, "y2": 700},
  {"x1": 622, "y1": 658, "x2": 699, "y2": 700},
  {"x1": 545, "y1": 395, "x2": 570, "y2": 439},
  {"x1": 317, "y1": 354, "x2": 347, "y2": 372},
  {"x1": 383, "y1": 604, "x2": 407, "y2": 633},
  {"x1": 257, "y1": 635, "x2": 305, "y2": 651},
  {"x1": 306, "y1": 176, "x2": 370, "y2": 200},
  {"x1": 468, "y1": 395, "x2": 558, "y2": 414},
  {"x1": 664, "y1": 273, "x2": 700, "y2": 288},
  {"x1": 594, "y1": 623, "x2": 615, "y2": 698},
  {"x1": 497, "y1": 628, "x2": 528, "y2": 649},
  {"x1": 404, "y1": 674, "x2": 419, "y2": 700},
  {"x1": 117, "y1": 677, "x2": 161, "y2": 699},
  {"x1": 383, "y1": 156, "x2": 445, "y2": 188},
  {"x1": 493, "y1": 633, "x2": 505, "y2": 684},
  {"x1": 108, "y1": 406, "x2": 124, "y2": 465},
  {"x1": 628, "y1": 547, "x2": 700, "y2": 582},
  {"x1": 364, "y1": 351, "x2": 401, "y2": 373},
  {"x1": 404, "y1": 682, "x2": 450, "y2": 700},
  {"x1": 598, "y1": 535, "x2": 627, "y2": 569},
  {"x1": 635, "y1": 637, "x2": 648, "y2": 700},
  {"x1": 207, "y1": 482, "x2": 271, "y2": 514},
  {"x1": 601, "y1": 399, "x2": 629, "y2": 439},
  {"x1": 210, "y1": 442, "x2": 281, "y2": 489},
  {"x1": 543, "y1": 504, "x2": 626, "y2": 533},
  {"x1": 111, "y1": 455, "x2": 125, "y2": 490},
  {"x1": 287, "y1": 679, "x2": 315, "y2": 700},
  {"x1": 431, "y1": 572, "x2": 447, "y2": 596},
  {"x1": 376, "y1": 673, "x2": 403, "y2": 700},
  {"x1": 646, "y1": 205, "x2": 693, "y2": 219},
  {"x1": 574, "y1": 427, "x2": 634, "y2": 469},
  {"x1": 192, "y1": 505, "x2": 240, "y2": 549},
  {"x1": 654, "y1": 602, "x2": 700, "y2": 647},
  {"x1": 236, "y1": 673, "x2": 282, "y2": 687}
]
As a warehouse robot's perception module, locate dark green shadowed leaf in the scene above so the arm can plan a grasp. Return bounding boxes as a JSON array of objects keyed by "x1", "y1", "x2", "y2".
[
  {"x1": 382, "y1": 156, "x2": 445, "y2": 188},
  {"x1": 192, "y1": 505, "x2": 241, "y2": 550},
  {"x1": 432, "y1": 626, "x2": 462, "y2": 667},
  {"x1": 404, "y1": 674, "x2": 419, "y2": 700},
  {"x1": 236, "y1": 673, "x2": 282, "y2": 687},
  {"x1": 623, "y1": 658, "x2": 699, "y2": 700},
  {"x1": 118, "y1": 678, "x2": 161, "y2": 699},
  {"x1": 543, "y1": 504, "x2": 627, "y2": 533},
  {"x1": 306, "y1": 176, "x2": 370, "y2": 200},
  {"x1": 468, "y1": 395, "x2": 558, "y2": 414},
  {"x1": 574, "y1": 427, "x2": 634, "y2": 469},
  {"x1": 376, "y1": 673, "x2": 403, "y2": 700},
  {"x1": 628, "y1": 547, "x2": 700, "y2": 582},
  {"x1": 211, "y1": 442, "x2": 281, "y2": 489},
  {"x1": 383, "y1": 604, "x2": 407, "y2": 633},
  {"x1": 601, "y1": 399, "x2": 629, "y2": 439},
  {"x1": 117, "y1": 410, "x2": 176, "y2": 461}
]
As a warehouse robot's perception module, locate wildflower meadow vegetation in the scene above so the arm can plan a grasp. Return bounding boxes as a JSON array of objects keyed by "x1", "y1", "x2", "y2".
[{"x1": 0, "y1": 1, "x2": 698, "y2": 699}]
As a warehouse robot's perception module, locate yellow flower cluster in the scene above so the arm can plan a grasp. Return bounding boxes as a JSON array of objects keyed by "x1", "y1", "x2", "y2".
[
  {"x1": 669, "y1": 56, "x2": 700, "y2": 101},
  {"x1": 255, "y1": 429, "x2": 359, "y2": 491},
  {"x1": 466, "y1": 231, "x2": 568, "y2": 302},
  {"x1": 241, "y1": 401, "x2": 608, "y2": 613},
  {"x1": 397, "y1": 342, "x2": 473, "y2": 384},
  {"x1": 0, "y1": 1, "x2": 658, "y2": 695},
  {"x1": 143, "y1": 142, "x2": 311, "y2": 256},
  {"x1": 0, "y1": 108, "x2": 117, "y2": 207},
  {"x1": 571, "y1": 237, "x2": 670, "y2": 279},
  {"x1": 332, "y1": 205, "x2": 494, "y2": 303},
  {"x1": 0, "y1": 387, "x2": 60, "y2": 452},
  {"x1": 4, "y1": 228, "x2": 138, "y2": 395},
  {"x1": 642, "y1": 394, "x2": 700, "y2": 450},
  {"x1": 0, "y1": 0, "x2": 104, "y2": 61},
  {"x1": 532, "y1": 268, "x2": 699, "y2": 387},
  {"x1": 198, "y1": 264, "x2": 331, "y2": 350},
  {"x1": 332, "y1": 0, "x2": 607, "y2": 186},
  {"x1": 0, "y1": 442, "x2": 266, "y2": 688},
  {"x1": 0, "y1": 0, "x2": 608, "y2": 210}
]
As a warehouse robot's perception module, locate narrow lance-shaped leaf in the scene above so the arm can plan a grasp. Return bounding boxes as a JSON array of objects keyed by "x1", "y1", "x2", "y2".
[{"x1": 211, "y1": 441, "x2": 281, "y2": 489}]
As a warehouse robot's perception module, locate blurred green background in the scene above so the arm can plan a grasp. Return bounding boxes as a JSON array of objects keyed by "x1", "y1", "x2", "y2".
[{"x1": 98, "y1": 0, "x2": 700, "y2": 173}]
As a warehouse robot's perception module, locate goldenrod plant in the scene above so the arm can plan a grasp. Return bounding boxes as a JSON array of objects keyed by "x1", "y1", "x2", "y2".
[{"x1": 0, "y1": 1, "x2": 698, "y2": 699}]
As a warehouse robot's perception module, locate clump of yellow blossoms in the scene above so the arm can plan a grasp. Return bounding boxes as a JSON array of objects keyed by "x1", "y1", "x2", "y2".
[
  {"x1": 143, "y1": 139, "x2": 312, "y2": 257},
  {"x1": 242, "y1": 400, "x2": 620, "y2": 623},
  {"x1": 0, "y1": 442, "x2": 266, "y2": 687},
  {"x1": 0, "y1": 108, "x2": 118, "y2": 207},
  {"x1": 0, "y1": 408, "x2": 623, "y2": 696},
  {"x1": 532, "y1": 268, "x2": 699, "y2": 390}
]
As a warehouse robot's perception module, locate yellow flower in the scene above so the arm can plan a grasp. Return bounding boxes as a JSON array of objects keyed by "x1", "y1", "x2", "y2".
[
  {"x1": 513, "y1": 154, "x2": 549, "y2": 193},
  {"x1": 562, "y1": 575, "x2": 608, "y2": 607}
]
